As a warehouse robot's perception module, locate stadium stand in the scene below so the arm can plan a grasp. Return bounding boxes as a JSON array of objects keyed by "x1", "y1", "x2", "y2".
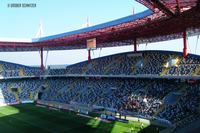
[
  {"x1": 0, "y1": 50, "x2": 200, "y2": 130},
  {"x1": 47, "y1": 50, "x2": 200, "y2": 76},
  {"x1": 1, "y1": 51, "x2": 200, "y2": 77},
  {"x1": 39, "y1": 77, "x2": 200, "y2": 127},
  {"x1": 0, "y1": 60, "x2": 42, "y2": 77},
  {"x1": 0, "y1": 79, "x2": 43, "y2": 103}
]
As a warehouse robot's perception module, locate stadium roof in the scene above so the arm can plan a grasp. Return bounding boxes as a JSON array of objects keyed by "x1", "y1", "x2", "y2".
[{"x1": 0, "y1": 0, "x2": 199, "y2": 52}]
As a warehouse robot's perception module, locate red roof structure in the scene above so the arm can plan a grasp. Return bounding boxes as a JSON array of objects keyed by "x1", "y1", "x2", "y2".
[{"x1": 0, "y1": 0, "x2": 199, "y2": 52}]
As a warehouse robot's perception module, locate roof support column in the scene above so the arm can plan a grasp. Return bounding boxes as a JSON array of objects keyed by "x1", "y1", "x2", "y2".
[
  {"x1": 40, "y1": 47, "x2": 44, "y2": 70},
  {"x1": 183, "y1": 30, "x2": 188, "y2": 58},
  {"x1": 88, "y1": 49, "x2": 91, "y2": 63},
  {"x1": 134, "y1": 38, "x2": 137, "y2": 52}
]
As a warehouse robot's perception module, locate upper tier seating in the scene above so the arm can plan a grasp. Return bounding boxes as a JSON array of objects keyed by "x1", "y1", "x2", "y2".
[
  {"x1": 0, "y1": 61, "x2": 42, "y2": 77},
  {"x1": 48, "y1": 50, "x2": 200, "y2": 76},
  {"x1": 1, "y1": 50, "x2": 200, "y2": 77}
]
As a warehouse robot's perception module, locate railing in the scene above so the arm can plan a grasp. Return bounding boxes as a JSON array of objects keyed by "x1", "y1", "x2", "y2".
[{"x1": 1, "y1": 73, "x2": 200, "y2": 80}]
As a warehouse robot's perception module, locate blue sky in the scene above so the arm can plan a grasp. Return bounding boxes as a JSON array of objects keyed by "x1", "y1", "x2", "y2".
[{"x1": 0, "y1": 0, "x2": 199, "y2": 66}]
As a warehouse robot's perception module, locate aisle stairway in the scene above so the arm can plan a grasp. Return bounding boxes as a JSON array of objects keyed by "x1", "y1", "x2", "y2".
[
  {"x1": 8, "y1": 87, "x2": 19, "y2": 102},
  {"x1": 0, "y1": 89, "x2": 5, "y2": 104},
  {"x1": 160, "y1": 68, "x2": 170, "y2": 76},
  {"x1": 19, "y1": 69, "x2": 25, "y2": 76}
]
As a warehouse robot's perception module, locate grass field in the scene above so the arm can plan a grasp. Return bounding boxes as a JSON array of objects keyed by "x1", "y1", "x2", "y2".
[{"x1": 0, "y1": 104, "x2": 164, "y2": 133}]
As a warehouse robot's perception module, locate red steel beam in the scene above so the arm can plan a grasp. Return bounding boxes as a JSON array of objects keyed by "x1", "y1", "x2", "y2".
[
  {"x1": 151, "y1": 0, "x2": 175, "y2": 16},
  {"x1": 0, "y1": 2, "x2": 199, "y2": 51},
  {"x1": 176, "y1": 0, "x2": 181, "y2": 14},
  {"x1": 134, "y1": 38, "x2": 137, "y2": 52},
  {"x1": 183, "y1": 30, "x2": 188, "y2": 58},
  {"x1": 40, "y1": 47, "x2": 44, "y2": 70},
  {"x1": 88, "y1": 49, "x2": 91, "y2": 63}
]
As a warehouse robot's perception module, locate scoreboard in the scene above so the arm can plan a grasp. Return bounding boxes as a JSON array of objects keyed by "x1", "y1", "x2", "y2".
[{"x1": 87, "y1": 38, "x2": 96, "y2": 50}]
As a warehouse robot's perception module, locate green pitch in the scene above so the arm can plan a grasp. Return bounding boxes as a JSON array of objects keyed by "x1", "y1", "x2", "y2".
[{"x1": 0, "y1": 104, "x2": 164, "y2": 133}]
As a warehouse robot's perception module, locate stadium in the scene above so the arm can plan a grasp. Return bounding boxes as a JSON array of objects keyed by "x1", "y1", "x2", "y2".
[{"x1": 0, "y1": 0, "x2": 200, "y2": 132}]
